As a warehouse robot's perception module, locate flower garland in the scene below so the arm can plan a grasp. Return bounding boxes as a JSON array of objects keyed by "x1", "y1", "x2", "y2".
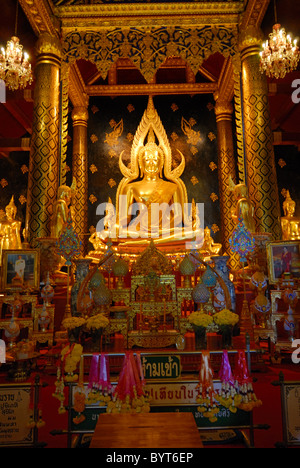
[
  {"x1": 196, "y1": 351, "x2": 262, "y2": 423},
  {"x1": 61, "y1": 343, "x2": 83, "y2": 382},
  {"x1": 85, "y1": 354, "x2": 113, "y2": 406},
  {"x1": 107, "y1": 353, "x2": 151, "y2": 414},
  {"x1": 53, "y1": 343, "x2": 83, "y2": 414},
  {"x1": 215, "y1": 351, "x2": 242, "y2": 413},
  {"x1": 234, "y1": 350, "x2": 262, "y2": 411},
  {"x1": 196, "y1": 351, "x2": 219, "y2": 423}
]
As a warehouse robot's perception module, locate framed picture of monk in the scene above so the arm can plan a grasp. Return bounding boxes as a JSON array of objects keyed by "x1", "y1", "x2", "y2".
[
  {"x1": 266, "y1": 240, "x2": 300, "y2": 284},
  {"x1": 2, "y1": 250, "x2": 40, "y2": 291}
]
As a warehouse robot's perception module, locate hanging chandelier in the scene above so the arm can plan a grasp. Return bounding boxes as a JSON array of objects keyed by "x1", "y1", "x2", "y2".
[
  {"x1": 0, "y1": 1, "x2": 33, "y2": 91},
  {"x1": 259, "y1": 0, "x2": 300, "y2": 79}
]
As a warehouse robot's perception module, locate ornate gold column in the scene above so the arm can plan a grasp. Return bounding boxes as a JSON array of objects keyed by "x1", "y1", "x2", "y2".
[
  {"x1": 26, "y1": 33, "x2": 62, "y2": 246},
  {"x1": 71, "y1": 105, "x2": 89, "y2": 254},
  {"x1": 214, "y1": 99, "x2": 239, "y2": 269},
  {"x1": 239, "y1": 26, "x2": 281, "y2": 240}
]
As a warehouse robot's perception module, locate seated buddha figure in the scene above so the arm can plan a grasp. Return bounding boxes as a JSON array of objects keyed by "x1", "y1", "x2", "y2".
[
  {"x1": 199, "y1": 226, "x2": 222, "y2": 258},
  {"x1": 0, "y1": 196, "x2": 22, "y2": 262},
  {"x1": 281, "y1": 191, "x2": 300, "y2": 241},
  {"x1": 228, "y1": 176, "x2": 256, "y2": 233},
  {"x1": 115, "y1": 97, "x2": 200, "y2": 247}
]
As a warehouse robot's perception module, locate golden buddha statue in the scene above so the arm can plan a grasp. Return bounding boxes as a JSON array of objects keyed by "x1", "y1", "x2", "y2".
[
  {"x1": 50, "y1": 179, "x2": 76, "y2": 238},
  {"x1": 281, "y1": 191, "x2": 300, "y2": 240},
  {"x1": 115, "y1": 96, "x2": 199, "y2": 248},
  {"x1": 0, "y1": 196, "x2": 22, "y2": 262},
  {"x1": 199, "y1": 226, "x2": 222, "y2": 258},
  {"x1": 228, "y1": 176, "x2": 256, "y2": 233}
]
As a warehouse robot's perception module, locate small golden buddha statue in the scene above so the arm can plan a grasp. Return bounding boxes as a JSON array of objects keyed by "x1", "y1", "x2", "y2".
[
  {"x1": 115, "y1": 97, "x2": 198, "y2": 247},
  {"x1": 199, "y1": 226, "x2": 222, "y2": 257},
  {"x1": 228, "y1": 176, "x2": 256, "y2": 233},
  {"x1": 50, "y1": 180, "x2": 76, "y2": 238},
  {"x1": 281, "y1": 191, "x2": 300, "y2": 241},
  {"x1": 0, "y1": 196, "x2": 22, "y2": 261}
]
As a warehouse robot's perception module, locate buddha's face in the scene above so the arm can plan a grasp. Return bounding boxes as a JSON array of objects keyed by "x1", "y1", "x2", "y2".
[
  {"x1": 5, "y1": 205, "x2": 16, "y2": 220},
  {"x1": 140, "y1": 143, "x2": 162, "y2": 178}
]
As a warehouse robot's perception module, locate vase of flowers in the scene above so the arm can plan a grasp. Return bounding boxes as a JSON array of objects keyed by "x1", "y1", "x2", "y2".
[
  {"x1": 62, "y1": 316, "x2": 86, "y2": 343},
  {"x1": 85, "y1": 313, "x2": 110, "y2": 352},
  {"x1": 213, "y1": 309, "x2": 239, "y2": 349},
  {"x1": 188, "y1": 311, "x2": 213, "y2": 349}
]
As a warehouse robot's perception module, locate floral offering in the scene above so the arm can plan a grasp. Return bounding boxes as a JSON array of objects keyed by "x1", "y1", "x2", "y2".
[
  {"x1": 61, "y1": 343, "x2": 83, "y2": 382},
  {"x1": 85, "y1": 313, "x2": 109, "y2": 331},
  {"x1": 213, "y1": 309, "x2": 239, "y2": 327},
  {"x1": 62, "y1": 316, "x2": 86, "y2": 330},
  {"x1": 188, "y1": 311, "x2": 214, "y2": 328}
]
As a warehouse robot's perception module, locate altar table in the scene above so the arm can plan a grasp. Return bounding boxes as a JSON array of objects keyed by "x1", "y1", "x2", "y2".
[{"x1": 90, "y1": 412, "x2": 203, "y2": 448}]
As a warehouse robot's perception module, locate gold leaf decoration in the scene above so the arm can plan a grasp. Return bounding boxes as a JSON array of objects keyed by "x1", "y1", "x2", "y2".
[
  {"x1": 21, "y1": 165, "x2": 28, "y2": 174},
  {"x1": 278, "y1": 158, "x2": 286, "y2": 168},
  {"x1": 19, "y1": 195, "x2": 26, "y2": 205},
  {"x1": 189, "y1": 117, "x2": 197, "y2": 127},
  {"x1": 90, "y1": 134, "x2": 98, "y2": 143},
  {"x1": 65, "y1": 165, "x2": 70, "y2": 173},
  {"x1": 127, "y1": 104, "x2": 135, "y2": 113},
  {"x1": 108, "y1": 149, "x2": 117, "y2": 158},
  {"x1": 127, "y1": 132, "x2": 134, "y2": 142},
  {"x1": 89, "y1": 194, "x2": 98, "y2": 204},
  {"x1": 171, "y1": 132, "x2": 178, "y2": 141},
  {"x1": 190, "y1": 176, "x2": 199, "y2": 186},
  {"x1": 171, "y1": 103, "x2": 178, "y2": 112},
  {"x1": 211, "y1": 224, "x2": 220, "y2": 233},
  {"x1": 207, "y1": 103, "x2": 214, "y2": 111},
  {"x1": 90, "y1": 164, "x2": 98, "y2": 174},
  {"x1": 208, "y1": 132, "x2": 216, "y2": 141},
  {"x1": 105, "y1": 119, "x2": 123, "y2": 146},
  {"x1": 209, "y1": 161, "x2": 217, "y2": 171},
  {"x1": 91, "y1": 105, "x2": 99, "y2": 114},
  {"x1": 0, "y1": 179, "x2": 8, "y2": 188},
  {"x1": 210, "y1": 193, "x2": 218, "y2": 202},
  {"x1": 190, "y1": 146, "x2": 198, "y2": 155},
  {"x1": 181, "y1": 117, "x2": 201, "y2": 145},
  {"x1": 108, "y1": 178, "x2": 116, "y2": 188}
]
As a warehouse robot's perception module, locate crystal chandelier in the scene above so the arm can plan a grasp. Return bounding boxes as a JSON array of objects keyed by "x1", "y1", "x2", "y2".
[
  {"x1": 259, "y1": 0, "x2": 300, "y2": 79},
  {"x1": 260, "y1": 25, "x2": 300, "y2": 79},
  {"x1": 0, "y1": 1, "x2": 33, "y2": 91}
]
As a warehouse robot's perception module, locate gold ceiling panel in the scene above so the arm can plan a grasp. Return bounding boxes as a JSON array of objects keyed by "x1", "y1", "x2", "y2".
[{"x1": 55, "y1": 2, "x2": 244, "y2": 31}]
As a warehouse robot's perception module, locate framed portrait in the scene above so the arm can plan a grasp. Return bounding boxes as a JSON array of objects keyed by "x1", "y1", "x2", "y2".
[
  {"x1": 266, "y1": 240, "x2": 300, "y2": 284},
  {"x1": 1, "y1": 250, "x2": 40, "y2": 291}
]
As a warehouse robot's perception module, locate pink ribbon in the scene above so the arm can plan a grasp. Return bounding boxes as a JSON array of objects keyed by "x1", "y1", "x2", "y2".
[
  {"x1": 219, "y1": 350, "x2": 234, "y2": 385},
  {"x1": 88, "y1": 354, "x2": 100, "y2": 389}
]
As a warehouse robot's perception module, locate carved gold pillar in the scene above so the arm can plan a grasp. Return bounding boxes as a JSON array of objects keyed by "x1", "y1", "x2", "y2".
[
  {"x1": 214, "y1": 100, "x2": 239, "y2": 269},
  {"x1": 71, "y1": 105, "x2": 89, "y2": 254},
  {"x1": 239, "y1": 26, "x2": 281, "y2": 240},
  {"x1": 26, "y1": 33, "x2": 62, "y2": 246}
]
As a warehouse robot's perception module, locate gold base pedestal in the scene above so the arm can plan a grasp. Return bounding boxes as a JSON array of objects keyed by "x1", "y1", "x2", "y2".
[{"x1": 127, "y1": 329, "x2": 183, "y2": 349}]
